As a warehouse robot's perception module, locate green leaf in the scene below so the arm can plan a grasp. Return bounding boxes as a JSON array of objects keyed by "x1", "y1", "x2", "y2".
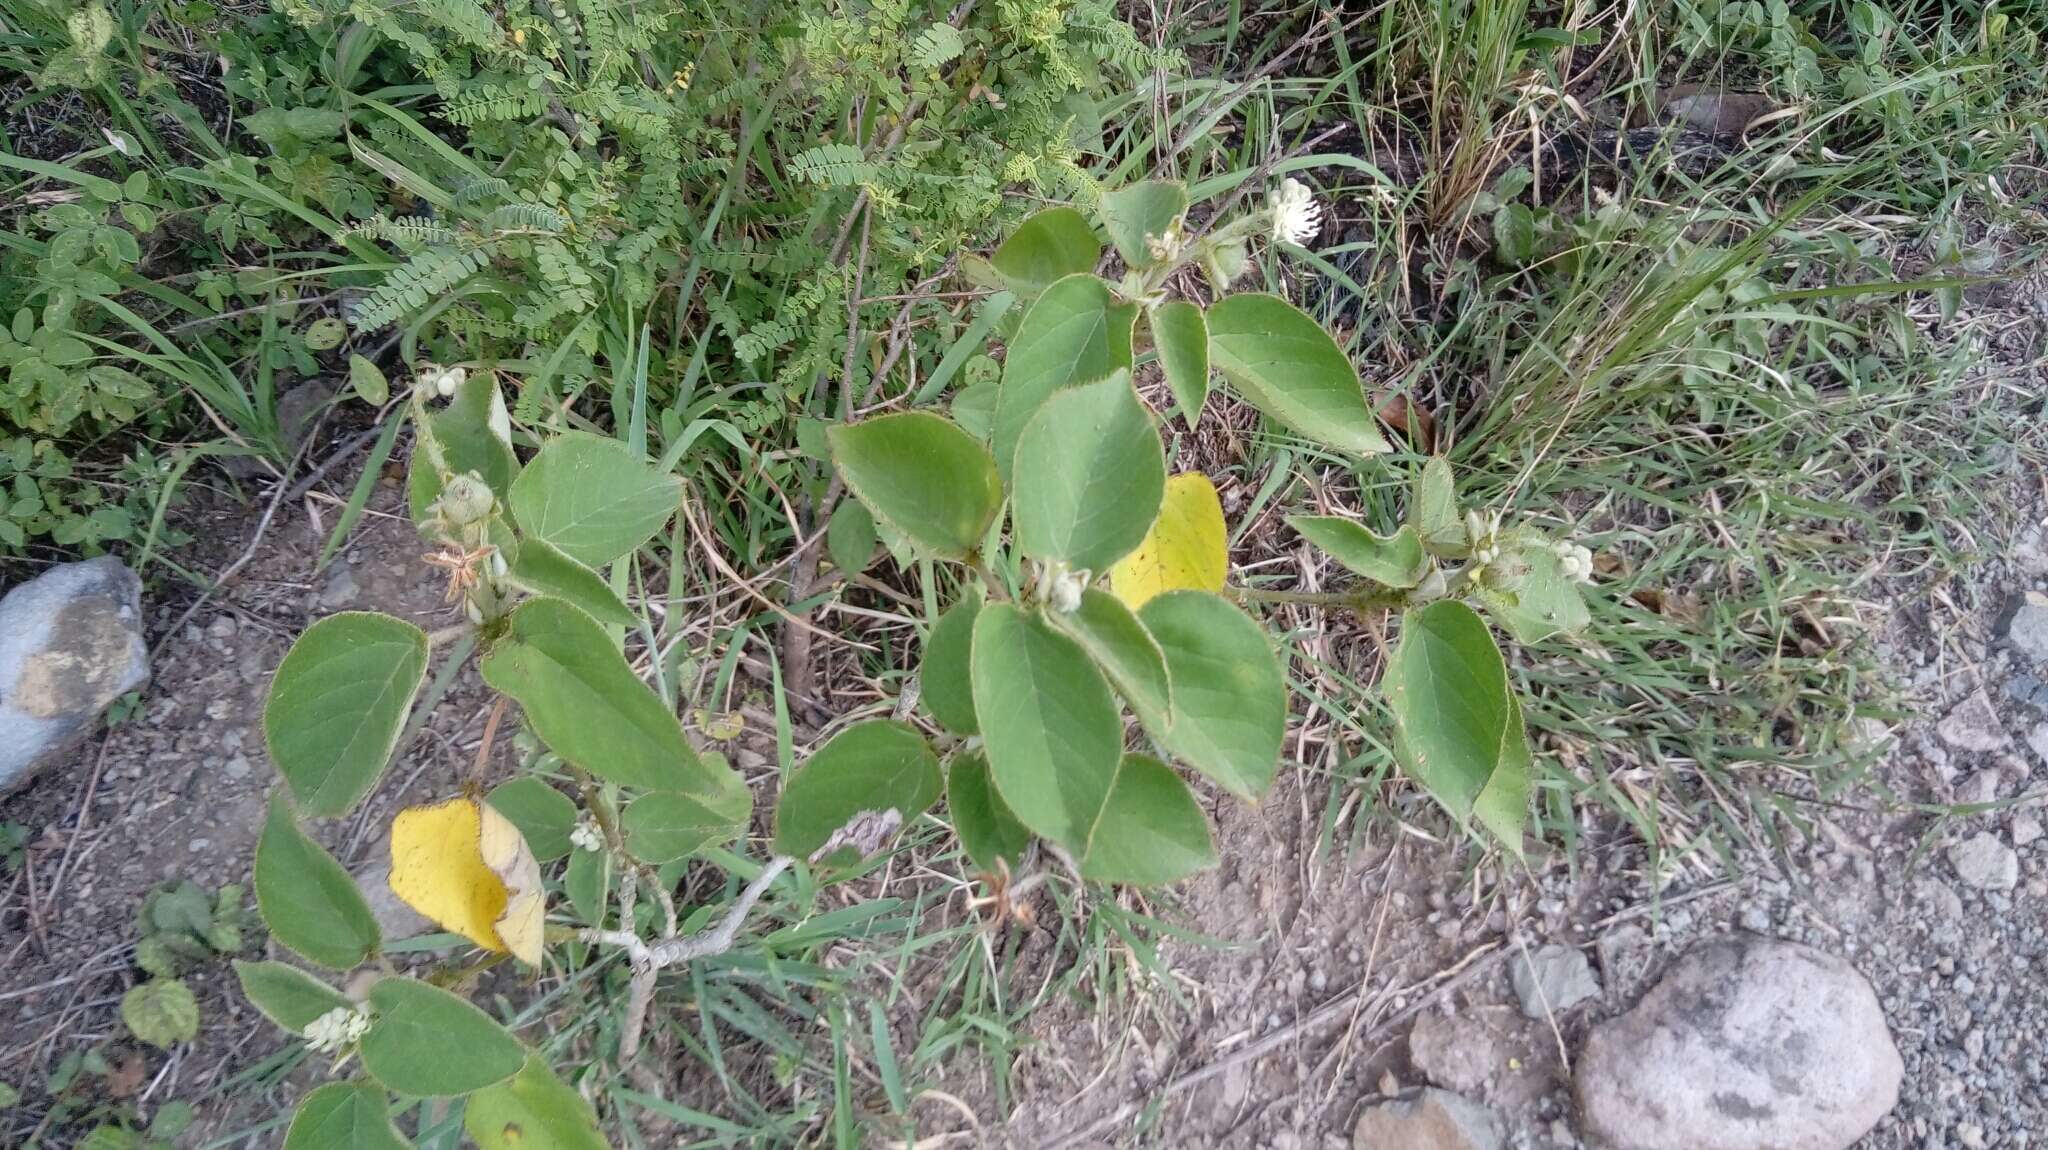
[
  {"x1": 1410, "y1": 458, "x2": 1465, "y2": 556},
  {"x1": 305, "y1": 317, "x2": 347, "y2": 351},
  {"x1": 149, "y1": 1099, "x2": 195, "y2": 1140},
  {"x1": 989, "y1": 207, "x2": 1101, "y2": 296},
  {"x1": 1473, "y1": 533, "x2": 1590, "y2": 644},
  {"x1": 121, "y1": 980, "x2": 199, "y2": 1049},
  {"x1": 360, "y1": 977, "x2": 525, "y2": 1097},
  {"x1": 482, "y1": 598, "x2": 733, "y2": 797},
  {"x1": 408, "y1": 371, "x2": 517, "y2": 520},
  {"x1": 1151, "y1": 301, "x2": 1209, "y2": 427},
  {"x1": 465, "y1": 1056, "x2": 611, "y2": 1150},
  {"x1": 950, "y1": 377, "x2": 997, "y2": 441},
  {"x1": 827, "y1": 497, "x2": 877, "y2": 575},
  {"x1": 946, "y1": 750, "x2": 1030, "y2": 873},
  {"x1": 1492, "y1": 203, "x2": 1540, "y2": 266},
  {"x1": 1046, "y1": 587, "x2": 1170, "y2": 719},
  {"x1": 1287, "y1": 516, "x2": 1428, "y2": 588},
  {"x1": 503, "y1": 537, "x2": 636, "y2": 627},
  {"x1": 1012, "y1": 371, "x2": 1165, "y2": 573},
  {"x1": 622, "y1": 772, "x2": 753, "y2": 864},
  {"x1": 1387, "y1": 600, "x2": 1521, "y2": 832},
  {"x1": 993, "y1": 274, "x2": 1137, "y2": 482},
  {"x1": 1098, "y1": 180, "x2": 1188, "y2": 269},
  {"x1": 564, "y1": 846, "x2": 608, "y2": 926},
  {"x1": 1133, "y1": 592, "x2": 1285, "y2": 801},
  {"x1": 76, "y1": 1126, "x2": 141, "y2": 1150},
  {"x1": 349, "y1": 354, "x2": 389, "y2": 405},
  {"x1": 827, "y1": 413, "x2": 1002, "y2": 561},
  {"x1": 970, "y1": 603, "x2": 1121, "y2": 852},
  {"x1": 485, "y1": 778, "x2": 579, "y2": 862},
  {"x1": 507, "y1": 432, "x2": 682, "y2": 568},
  {"x1": 920, "y1": 585, "x2": 983, "y2": 736},
  {"x1": 1473, "y1": 692, "x2": 1532, "y2": 858},
  {"x1": 1206, "y1": 293, "x2": 1389, "y2": 456},
  {"x1": 1079, "y1": 755, "x2": 1217, "y2": 886},
  {"x1": 283, "y1": 1083, "x2": 413, "y2": 1150},
  {"x1": 254, "y1": 797, "x2": 380, "y2": 970},
  {"x1": 772, "y1": 720, "x2": 941, "y2": 865},
  {"x1": 264, "y1": 611, "x2": 428, "y2": 818},
  {"x1": 234, "y1": 960, "x2": 350, "y2": 1032}
]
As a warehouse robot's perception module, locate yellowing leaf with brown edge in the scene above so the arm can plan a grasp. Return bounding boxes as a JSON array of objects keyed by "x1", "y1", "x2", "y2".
[
  {"x1": 1110, "y1": 473, "x2": 1227, "y2": 609},
  {"x1": 389, "y1": 797, "x2": 545, "y2": 965}
]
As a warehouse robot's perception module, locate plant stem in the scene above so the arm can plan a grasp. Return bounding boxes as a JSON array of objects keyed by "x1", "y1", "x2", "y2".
[
  {"x1": 1228, "y1": 584, "x2": 1408, "y2": 613},
  {"x1": 579, "y1": 855, "x2": 795, "y2": 1060}
]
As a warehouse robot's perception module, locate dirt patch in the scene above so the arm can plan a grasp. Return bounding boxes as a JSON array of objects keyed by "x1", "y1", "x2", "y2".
[{"x1": 0, "y1": 457, "x2": 500, "y2": 1143}]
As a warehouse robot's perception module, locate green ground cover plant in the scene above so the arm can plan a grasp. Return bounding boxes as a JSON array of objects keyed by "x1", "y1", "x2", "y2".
[{"x1": 2, "y1": 0, "x2": 2046, "y2": 1144}]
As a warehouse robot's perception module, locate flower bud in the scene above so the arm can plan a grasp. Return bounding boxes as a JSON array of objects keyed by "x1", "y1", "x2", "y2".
[{"x1": 436, "y1": 473, "x2": 495, "y2": 527}]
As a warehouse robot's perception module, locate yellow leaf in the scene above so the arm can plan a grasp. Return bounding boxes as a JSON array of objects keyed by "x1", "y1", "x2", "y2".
[
  {"x1": 1110, "y1": 473, "x2": 1227, "y2": 609},
  {"x1": 390, "y1": 797, "x2": 546, "y2": 965}
]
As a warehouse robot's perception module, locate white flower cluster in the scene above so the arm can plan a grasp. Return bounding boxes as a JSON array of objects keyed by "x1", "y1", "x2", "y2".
[
  {"x1": 1047, "y1": 566, "x2": 1090, "y2": 614},
  {"x1": 1554, "y1": 541, "x2": 1596, "y2": 584},
  {"x1": 420, "y1": 364, "x2": 468, "y2": 398},
  {"x1": 1266, "y1": 178, "x2": 1323, "y2": 246},
  {"x1": 569, "y1": 819, "x2": 604, "y2": 853},
  {"x1": 302, "y1": 1005, "x2": 372, "y2": 1055}
]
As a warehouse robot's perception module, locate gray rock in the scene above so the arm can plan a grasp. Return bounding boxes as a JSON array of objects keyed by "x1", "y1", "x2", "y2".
[
  {"x1": 1409, "y1": 1006, "x2": 1508, "y2": 1095},
  {"x1": 2011, "y1": 603, "x2": 2048, "y2": 664},
  {"x1": 2028, "y1": 723, "x2": 2048, "y2": 766},
  {"x1": 275, "y1": 378, "x2": 338, "y2": 458},
  {"x1": 0, "y1": 557, "x2": 150, "y2": 793},
  {"x1": 2017, "y1": 524, "x2": 2048, "y2": 577},
  {"x1": 356, "y1": 861, "x2": 436, "y2": 944},
  {"x1": 1511, "y1": 945, "x2": 1601, "y2": 1019},
  {"x1": 1949, "y1": 832, "x2": 2020, "y2": 891},
  {"x1": 2006, "y1": 673, "x2": 2048, "y2": 714},
  {"x1": 319, "y1": 562, "x2": 360, "y2": 609},
  {"x1": 1353, "y1": 1089, "x2": 1503, "y2": 1150},
  {"x1": 2014, "y1": 814, "x2": 2043, "y2": 849},
  {"x1": 1574, "y1": 936, "x2": 1901, "y2": 1150},
  {"x1": 1936, "y1": 690, "x2": 2011, "y2": 753}
]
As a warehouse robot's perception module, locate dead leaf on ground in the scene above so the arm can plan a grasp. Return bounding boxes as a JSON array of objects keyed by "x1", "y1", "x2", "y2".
[
  {"x1": 1656, "y1": 87, "x2": 1794, "y2": 138},
  {"x1": 1630, "y1": 587, "x2": 1704, "y2": 624}
]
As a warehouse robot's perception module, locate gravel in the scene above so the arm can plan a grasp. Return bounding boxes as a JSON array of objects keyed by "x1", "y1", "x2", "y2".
[
  {"x1": 1936, "y1": 690, "x2": 2012, "y2": 753},
  {"x1": 1948, "y1": 833, "x2": 2021, "y2": 892}
]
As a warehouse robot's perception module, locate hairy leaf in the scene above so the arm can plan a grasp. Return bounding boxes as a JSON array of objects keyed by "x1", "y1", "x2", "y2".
[
  {"x1": 1288, "y1": 516, "x2": 1428, "y2": 588},
  {"x1": 970, "y1": 603, "x2": 1121, "y2": 852},
  {"x1": 1151, "y1": 301, "x2": 1209, "y2": 427},
  {"x1": 1099, "y1": 180, "x2": 1188, "y2": 269},
  {"x1": 360, "y1": 977, "x2": 524, "y2": 1097},
  {"x1": 1046, "y1": 587, "x2": 1171, "y2": 719},
  {"x1": 993, "y1": 274, "x2": 1136, "y2": 482},
  {"x1": 920, "y1": 586, "x2": 984, "y2": 736},
  {"x1": 254, "y1": 797, "x2": 379, "y2": 970},
  {"x1": 1206, "y1": 293, "x2": 1389, "y2": 456},
  {"x1": 988, "y1": 207, "x2": 1101, "y2": 297},
  {"x1": 1012, "y1": 371, "x2": 1164, "y2": 573},
  {"x1": 773, "y1": 720, "x2": 940, "y2": 865},
  {"x1": 1133, "y1": 592, "x2": 1284, "y2": 801},
  {"x1": 265, "y1": 612, "x2": 428, "y2": 818},
  {"x1": 465, "y1": 1056, "x2": 610, "y2": 1150},
  {"x1": 828, "y1": 412, "x2": 1002, "y2": 561},
  {"x1": 507, "y1": 432, "x2": 681, "y2": 568},
  {"x1": 283, "y1": 1083, "x2": 412, "y2": 1150},
  {"x1": 946, "y1": 750, "x2": 1030, "y2": 873},
  {"x1": 1079, "y1": 755, "x2": 1216, "y2": 885},
  {"x1": 482, "y1": 599, "x2": 733, "y2": 796},
  {"x1": 234, "y1": 960, "x2": 350, "y2": 1033}
]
